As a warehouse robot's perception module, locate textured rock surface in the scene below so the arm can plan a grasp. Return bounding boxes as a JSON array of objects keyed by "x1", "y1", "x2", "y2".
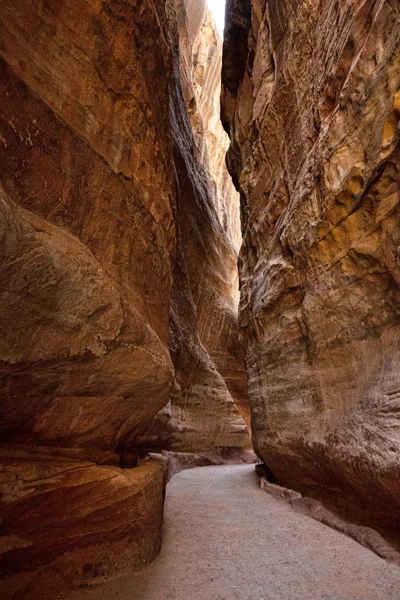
[
  {"x1": 0, "y1": 452, "x2": 166, "y2": 599},
  {"x1": 0, "y1": 0, "x2": 176, "y2": 454},
  {"x1": 222, "y1": 0, "x2": 400, "y2": 536},
  {"x1": 178, "y1": 0, "x2": 241, "y2": 252},
  {"x1": 134, "y1": 0, "x2": 251, "y2": 453},
  {"x1": 0, "y1": 0, "x2": 249, "y2": 457},
  {"x1": 0, "y1": 0, "x2": 250, "y2": 591}
]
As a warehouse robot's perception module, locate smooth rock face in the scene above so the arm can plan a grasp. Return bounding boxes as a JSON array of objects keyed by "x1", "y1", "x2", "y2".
[
  {"x1": 0, "y1": 452, "x2": 165, "y2": 599},
  {"x1": 222, "y1": 0, "x2": 400, "y2": 534}
]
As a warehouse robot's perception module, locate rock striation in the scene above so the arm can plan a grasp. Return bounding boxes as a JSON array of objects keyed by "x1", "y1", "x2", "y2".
[
  {"x1": 0, "y1": 0, "x2": 176, "y2": 455},
  {"x1": 134, "y1": 0, "x2": 251, "y2": 453},
  {"x1": 0, "y1": 0, "x2": 249, "y2": 457},
  {"x1": 0, "y1": 450, "x2": 166, "y2": 599},
  {"x1": 222, "y1": 0, "x2": 400, "y2": 536},
  {"x1": 0, "y1": 0, "x2": 250, "y2": 592}
]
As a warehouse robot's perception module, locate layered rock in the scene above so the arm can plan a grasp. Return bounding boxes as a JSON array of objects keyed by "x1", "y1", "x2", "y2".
[
  {"x1": 178, "y1": 0, "x2": 241, "y2": 252},
  {"x1": 0, "y1": 0, "x2": 250, "y2": 591},
  {"x1": 134, "y1": 0, "x2": 251, "y2": 452},
  {"x1": 0, "y1": 0, "x2": 175, "y2": 455},
  {"x1": 222, "y1": 0, "x2": 400, "y2": 535},
  {"x1": 0, "y1": 0, "x2": 249, "y2": 456},
  {"x1": 0, "y1": 450, "x2": 165, "y2": 600}
]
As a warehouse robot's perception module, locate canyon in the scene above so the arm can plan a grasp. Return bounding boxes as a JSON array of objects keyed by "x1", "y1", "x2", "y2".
[
  {"x1": 0, "y1": 0, "x2": 399, "y2": 598},
  {"x1": 0, "y1": 0, "x2": 250, "y2": 595}
]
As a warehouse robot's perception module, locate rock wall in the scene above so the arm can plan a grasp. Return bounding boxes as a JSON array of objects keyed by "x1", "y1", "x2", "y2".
[
  {"x1": 0, "y1": 0, "x2": 175, "y2": 455},
  {"x1": 178, "y1": 0, "x2": 241, "y2": 252},
  {"x1": 222, "y1": 0, "x2": 400, "y2": 536},
  {"x1": 134, "y1": 0, "x2": 251, "y2": 453},
  {"x1": 0, "y1": 0, "x2": 249, "y2": 592},
  {"x1": 0, "y1": 0, "x2": 249, "y2": 456}
]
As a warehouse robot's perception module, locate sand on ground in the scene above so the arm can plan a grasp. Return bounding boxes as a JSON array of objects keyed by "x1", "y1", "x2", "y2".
[{"x1": 67, "y1": 465, "x2": 400, "y2": 600}]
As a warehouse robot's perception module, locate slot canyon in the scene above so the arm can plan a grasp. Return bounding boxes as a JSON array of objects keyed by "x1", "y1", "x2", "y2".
[{"x1": 0, "y1": 0, "x2": 399, "y2": 598}]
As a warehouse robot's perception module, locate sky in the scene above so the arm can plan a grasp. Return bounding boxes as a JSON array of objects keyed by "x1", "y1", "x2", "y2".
[{"x1": 207, "y1": 0, "x2": 226, "y2": 37}]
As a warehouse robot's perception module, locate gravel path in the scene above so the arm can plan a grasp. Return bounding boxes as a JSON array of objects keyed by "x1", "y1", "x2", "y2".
[{"x1": 68, "y1": 465, "x2": 400, "y2": 600}]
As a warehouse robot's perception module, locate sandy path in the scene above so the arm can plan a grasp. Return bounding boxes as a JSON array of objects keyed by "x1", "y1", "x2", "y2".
[{"x1": 68, "y1": 465, "x2": 400, "y2": 600}]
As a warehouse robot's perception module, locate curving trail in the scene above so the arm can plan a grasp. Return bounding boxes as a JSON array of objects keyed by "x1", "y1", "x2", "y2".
[{"x1": 69, "y1": 465, "x2": 400, "y2": 600}]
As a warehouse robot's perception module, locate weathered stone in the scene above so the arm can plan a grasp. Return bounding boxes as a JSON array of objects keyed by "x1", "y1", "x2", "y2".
[
  {"x1": 0, "y1": 0, "x2": 249, "y2": 456},
  {"x1": 0, "y1": 0, "x2": 250, "y2": 590},
  {"x1": 222, "y1": 0, "x2": 400, "y2": 536},
  {"x1": 0, "y1": 0, "x2": 176, "y2": 453},
  {"x1": 133, "y1": 0, "x2": 251, "y2": 452},
  {"x1": 0, "y1": 452, "x2": 166, "y2": 599}
]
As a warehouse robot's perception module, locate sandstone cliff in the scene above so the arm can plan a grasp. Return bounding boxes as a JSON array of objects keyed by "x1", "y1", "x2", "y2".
[
  {"x1": 0, "y1": 0, "x2": 249, "y2": 593},
  {"x1": 0, "y1": 0, "x2": 249, "y2": 457},
  {"x1": 222, "y1": 0, "x2": 400, "y2": 536},
  {"x1": 134, "y1": 0, "x2": 251, "y2": 452},
  {"x1": 0, "y1": 0, "x2": 176, "y2": 455}
]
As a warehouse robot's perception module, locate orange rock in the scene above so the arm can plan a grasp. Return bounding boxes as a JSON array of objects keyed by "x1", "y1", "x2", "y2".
[
  {"x1": 222, "y1": 0, "x2": 400, "y2": 536},
  {"x1": 0, "y1": 0, "x2": 250, "y2": 588},
  {"x1": 0, "y1": 453, "x2": 166, "y2": 599}
]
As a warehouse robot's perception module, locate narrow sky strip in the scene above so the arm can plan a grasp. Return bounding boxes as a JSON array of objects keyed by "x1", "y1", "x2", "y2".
[{"x1": 207, "y1": 0, "x2": 226, "y2": 37}]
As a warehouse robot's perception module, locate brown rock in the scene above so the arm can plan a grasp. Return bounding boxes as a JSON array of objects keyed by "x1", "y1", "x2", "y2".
[
  {"x1": 0, "y1": 0, "x2": 250, "y2": 589},
  {"x1": 0, "y1": 0, "x2": 176, "y2": 453},
  {"x1": 178, "y1": 0, "x2": 242, "y2": 252},
  {"x1": 133, "y1": 0, "x2": 251, "y2": 452},
  {"x1": 0, "y1": 0, "x2": 249, "y2": 457},
  {"x1": 222, "y1": 0, "x2": 400, "y2": 536},
  {"x1": 0, "y1": 453, "x2": 166, "y2": 599},
  {"x1": 0, "y1": 184, "x2": 173, "y2": 451}
]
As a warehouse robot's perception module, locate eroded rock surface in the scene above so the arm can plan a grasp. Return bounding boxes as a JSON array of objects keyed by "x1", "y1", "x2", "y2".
[
  {"x1": 0, "y1": 452, "x2": 165, "y2": 600},
  {"x1": 0, "y1": 0, "x2": 249, "y2": 591},
  {"x1": 0, "y1": 0, "x2": 249, "y2": 456},
  {"x1": 0, "y1": 0, "x2": 176, "y2": 454},
  {"x1": 222, "y1": 0, "x2": 400, "y2": 535},
  {"x1": 134, "y1": 0, "x2": 251, "y2": 453}
]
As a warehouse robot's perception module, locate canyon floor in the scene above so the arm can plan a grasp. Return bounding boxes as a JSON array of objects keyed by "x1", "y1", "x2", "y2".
[{"x1": 67, "y1": 465, "x2": 400, "y2": 600}]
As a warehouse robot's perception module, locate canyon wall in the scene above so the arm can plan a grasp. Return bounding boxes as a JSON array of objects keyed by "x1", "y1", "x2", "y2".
[
  {"x1": 222, "y1": 0, "x2": 400, "y2": 535},
  {"x1": 0, "y1": 0, "x2": 249, "y2": 594},
  {"x1": 0, "y1": 0, "x2": 176, "y2": 457},
  {"x1": 135, "y1": 0, "x2": 251, "y2": 453}
]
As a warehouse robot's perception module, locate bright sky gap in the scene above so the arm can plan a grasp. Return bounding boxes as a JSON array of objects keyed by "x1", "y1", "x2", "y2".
[{"x1": 207, "y1": 0, "x2": 226, "y2": 37}]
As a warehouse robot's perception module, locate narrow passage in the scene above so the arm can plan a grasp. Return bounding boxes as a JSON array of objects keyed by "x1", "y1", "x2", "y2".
[{"x1": 69, "y1": 466, "x2": 400, "y2": 600}]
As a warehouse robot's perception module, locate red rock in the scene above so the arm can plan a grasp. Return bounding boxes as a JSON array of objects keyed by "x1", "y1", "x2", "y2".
[
  {"x1": 0, "y1": 0, "x2": 250, "y2": 589},
  {"x1": 0, "y1": 453, "x2": 166, "y2": 599}
]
